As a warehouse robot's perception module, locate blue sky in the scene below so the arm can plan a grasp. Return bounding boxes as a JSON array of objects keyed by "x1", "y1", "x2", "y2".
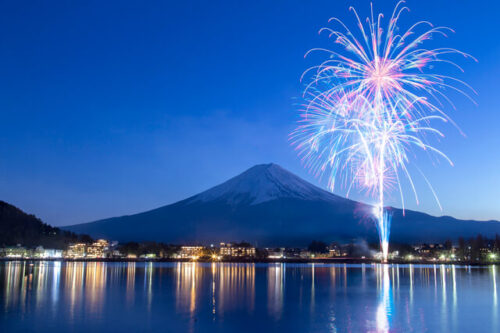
[{"x1": 0, "y1": 0, "x2": 498, "y2": 226}]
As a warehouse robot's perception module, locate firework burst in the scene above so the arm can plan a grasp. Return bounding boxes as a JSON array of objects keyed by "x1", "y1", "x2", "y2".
[{"x1": 292, "y1": 1, "x2": 475, "y2": 261}]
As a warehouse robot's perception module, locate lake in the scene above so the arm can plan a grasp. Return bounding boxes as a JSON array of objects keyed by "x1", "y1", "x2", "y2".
[{"x1": 0, "y1": 261, "x2": 498, "y2": 332}]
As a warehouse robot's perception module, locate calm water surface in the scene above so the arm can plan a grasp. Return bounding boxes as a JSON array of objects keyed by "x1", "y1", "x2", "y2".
[{"x1": 0, "y1": 261, "x2": 498, "y2": 332}]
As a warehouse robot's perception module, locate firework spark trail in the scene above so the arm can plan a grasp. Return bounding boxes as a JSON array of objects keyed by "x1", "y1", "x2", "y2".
[{"x1": 291, "y1": 1, "x2": 474, "y2": 261}]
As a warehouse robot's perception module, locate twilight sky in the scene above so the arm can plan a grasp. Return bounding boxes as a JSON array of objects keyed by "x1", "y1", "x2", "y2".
[{"x1": 0, "y1": 0, "x2": 498, "y2": 226}]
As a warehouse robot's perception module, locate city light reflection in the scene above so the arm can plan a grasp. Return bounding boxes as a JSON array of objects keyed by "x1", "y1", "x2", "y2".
[
  {"x1": 84, "y1": 262, "x2": 107, "y2": 314},
  {"x1": 268, "y1": 263, "x2": 284, "y2": 319},
  {"x1": 175, "y1": 262, "x2": 199, "y2": 315},
  {"x1": 492, "y1": 266, "x2": 498, "y2": 331},
  {"x1": 1, "y1": 262, "x2": 499, "y2": 332},
  {"x1": 492, "y1": 265, "x2": 498, "y2": 306},
  {"x1": 52, "y1": 261, "x2": 61, "y2": 306},
  {"x1": 126, "y1": 262, "x2": 136, "y2": 306}
]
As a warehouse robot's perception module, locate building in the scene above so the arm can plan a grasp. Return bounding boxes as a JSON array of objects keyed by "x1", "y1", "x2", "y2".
[
  {"x1": 34, "y1": 246, "x2": 63, "y2": 259},
  {"x1": 219, "y1": 243, "x2": 256, "y2": 257},
  {"x1": 65, "y1": 240, "x2": 112, "y2": 259},
  {"x1": 299, "y1": 250, "x2": 312, "y2": 259},
  {"x1": 266, "y1": 247, "x2": 285, "y2": 259},
  {"x1": 284, "y1": 248, "x2": 302, "y2": 258},
  {"x1": 66, "y1": 243, "x2": 87, "y2": 258},
  {"x1": 0, "y1": 246, "x2": 28, "y2": 258},
  {"x1": 178, "y1": 246, "x2": 204, "y2": 259},
  {"x1": 86, "y1": 239, "x2": 110, "y2": 258},
  {"x1": 328, "y1": 243, "x2": 341, "y2": 257}
]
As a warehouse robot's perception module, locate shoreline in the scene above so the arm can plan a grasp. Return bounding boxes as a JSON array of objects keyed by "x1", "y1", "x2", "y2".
[{"x1": 1, "y1": 257, "x2": 498, "y2": 266}]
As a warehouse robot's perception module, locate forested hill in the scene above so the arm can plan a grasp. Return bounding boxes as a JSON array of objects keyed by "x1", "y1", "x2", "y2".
[{"x1": 0, "y1": 201, "x2": 87, "y2": 249}]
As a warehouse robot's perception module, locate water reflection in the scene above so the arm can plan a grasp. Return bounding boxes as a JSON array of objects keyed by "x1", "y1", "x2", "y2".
[
  {"x1": 492, "y1": 266, "x2": 498, "y2": 330},
  {"x1": 492, "y1": 265, "x2": 498, "y2": 306},
  {"x1": 174, "y1": 263, "x2": 256, "y2": 316},
  {"x1": 0, "y1": 262, "x2": 499, "y2": 333},
  {"x1": 375, "y1": 265, "x2": 393, "y2": 332},
  {"x1": 218, "y1": 263, "x2": 255, "y2": 313},
  {"x1": 85, "y1": 262, "x2": 107, "y2": 313},
  {"x1": 126, "y1": 262, "x2": 136, "y2": 306},
  {"x1": 3, "y1": 261, "x2": 27, "y2": 312},
  {"x1": 52, "y1": 262, "x2": 61, "y2": 306},
  {"x1": 175, "y1": 262, "x2": 198, "y2": 315},
  {"x1": 268, "y1": 263, "x2": 284, "y2": 318}
]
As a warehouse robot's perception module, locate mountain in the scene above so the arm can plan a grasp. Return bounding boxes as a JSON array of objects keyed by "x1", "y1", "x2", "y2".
[
  {"x1": 63, "y1": 163, "x2": 500, "y2": 246},
  {"x1": 0, "y1": 201, "x2": 82, "y2": 248}
]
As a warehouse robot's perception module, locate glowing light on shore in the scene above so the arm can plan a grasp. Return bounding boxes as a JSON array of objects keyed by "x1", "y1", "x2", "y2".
[{"x1": 291, "y1": 1, "x2": 474, "y2": 261}]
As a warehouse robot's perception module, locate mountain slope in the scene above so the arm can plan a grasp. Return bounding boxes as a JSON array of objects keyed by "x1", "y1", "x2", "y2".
[{"x1": 63, "y1": 163, "x2": 500, "y2": 245}]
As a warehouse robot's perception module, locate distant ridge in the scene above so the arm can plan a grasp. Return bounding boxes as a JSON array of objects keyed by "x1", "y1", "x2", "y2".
[{"x1": 63, "y1": 163, "x2": 500, "y2": 246}]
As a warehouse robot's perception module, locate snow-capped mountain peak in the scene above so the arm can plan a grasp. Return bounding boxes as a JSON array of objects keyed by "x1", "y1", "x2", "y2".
[{"x1": 190, "y1": 163, "x2": 340, "y2": 205}]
